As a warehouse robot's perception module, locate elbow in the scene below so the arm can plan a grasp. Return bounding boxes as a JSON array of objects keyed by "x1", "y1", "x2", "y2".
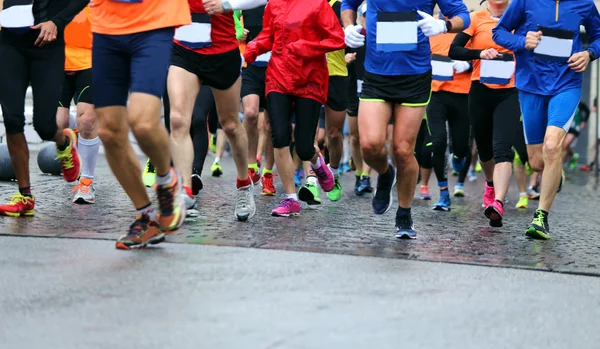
[{"x1": 448, "y1": 46, "x2": 459, "y2": 60}]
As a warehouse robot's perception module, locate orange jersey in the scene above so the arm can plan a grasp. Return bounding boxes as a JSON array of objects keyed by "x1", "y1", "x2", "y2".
[
  {"x1": 64, "y1": 6, "x2": 92, "y2": 71},
  {"x1": 91, "y1": 0, "x2": 191, "y2": 36},
  {"x1": 430, "y1": 31, "x2": 471, "y2": 94},
  {"x1": 463, "y1": 10, "x2": 515, "y2": 89}
]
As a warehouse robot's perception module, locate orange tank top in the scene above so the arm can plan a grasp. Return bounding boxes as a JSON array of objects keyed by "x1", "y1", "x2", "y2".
[{"x1": 64, "y1": 6, "x2": 92, "y2": 71}]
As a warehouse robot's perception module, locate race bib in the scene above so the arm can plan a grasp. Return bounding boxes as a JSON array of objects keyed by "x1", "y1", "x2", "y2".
[
  {"x1": 376, "y1": 12, "x2": 418, "y2": 52},
  {"x1": 480, "y1": 53, "x2": 515, "y2": 85},
  {"x1": 431, "y1": 54, "x2": 454, "y2": 81},
  {"x1": 0, "y1": 1, "x2": 34, "y2": 28},
  {"x1": 534, "y1": 26, "x2": 574, "y2": 62},
  {"x1": 253, "y1": 51, "x2": 272, "y2": 67},
  {"x1": 357, "y1": 79, "x2": 363, "y2": 94},
  {"x1": 174, "y1": 13, "x2": 212, "y2": 49}
]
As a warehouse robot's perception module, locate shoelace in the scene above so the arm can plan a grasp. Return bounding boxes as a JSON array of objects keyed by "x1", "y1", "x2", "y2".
[
  {"x1": 128, "y1": 215, "x2": 149, "y2": 236},
  {"x1": 533, "y1": 211, "x2": 547, "y2": 227},
  {"x1": 55, "y1": 148, "x2": 74, "y2": 169},
  {"x1": 146, "y1": 161, "x2": 156, "y2": 173},
  {"x1": 71, "y1": 183, "x2": 90, "y2": 194},
  {"x1": 236, "y1": 186, "x2": 250, "y2": 208},
  {"x1": 395, "y1": 215, "x2": 413, "y2": 229},
  {"x1": 157, "y1": 185, "x2": 175, "y2": 216},
  {"x1": 279, "y1": 198, "x2": 295, "y2": 208},
  {"x1": 9, "y1": 194, "x2": 29, "y2": 206}
]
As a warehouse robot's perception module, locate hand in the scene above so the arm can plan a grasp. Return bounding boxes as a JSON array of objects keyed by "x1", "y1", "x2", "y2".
[
  {"x1": 239, "y1": 29, "x2": 249, "y2": 43},
  {"x1": 480, "y1": 48, "x2": 501, "y2": 60},
  {"x1": 203, "y1": 0, "x2": 224, "y2": 15},
  {"x1": 568, "y1": 51, "x2": 591, "y2": 73},
  {"x1": 31, "y1": 21, "x2": 57, "y2": 47},
  {"x1": 344, "y1": 25, "x2": 365, "y2": 48},
  {"x1": 345, "y1": 53, "x2": 357, "y2": 64},
  {"x1": 416, "y1": 10, "x2": 447, "y2": 37},
  {"x1": 525, "y1": 31, "x2": 542, "y2": 50},
  {"x1": 452, "y1": 60, "x2": 470, "y2": 74}
]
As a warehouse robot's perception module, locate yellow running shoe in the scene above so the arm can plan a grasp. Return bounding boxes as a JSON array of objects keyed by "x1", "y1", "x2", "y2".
[
  {"x1": 210, "y1": 134, "x2": 217, "y2": 153},
  {"x1": 515, "y1": 195, "x2": 528, "y2": 209},
  {"x1": 475, "y1": 162, "x2": 482, "y2": 172},
  {"x1": 142, "y1": 158, "x2": 156, "y2": 187}
]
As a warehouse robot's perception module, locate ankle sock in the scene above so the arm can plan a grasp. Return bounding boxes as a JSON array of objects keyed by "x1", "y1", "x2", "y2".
[
  {"x1": 237, "y1": 176, "x2": 251, "y2": 188},
  {"x1": 262, "y1": 168, "x2": 273, "y2": 175},
  {"x1": 311, "y1": 156, "x2": 322, "y2": 169},
  {"x1": 285, "y1": 193, "x2": 298, "y2": 200},
  {"x1": 486, "y1": 180, "x2": 494, "y2": 187},
  {"x1": 307, "y1": 176, "x2": 318, "y2": 186},
  {"x1": 248, "y1": 163, "x2": 259, "y2": 172},
  {"x1": 397, "y1": 206, "x2": 411, "y2": 217},
  {"x1": 156, "y1": 168, "x2": 174, "y2": 186},
  {"x1": 137, "y1": 203, "x2": 157, "y2": 222},
  {"x1": 19, "y1": 187, "x2": 32, "y2": 197}
]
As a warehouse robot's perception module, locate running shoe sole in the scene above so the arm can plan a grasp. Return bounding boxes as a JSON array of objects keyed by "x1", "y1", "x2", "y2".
[
  {"x1": 484, "y1": 206, "x2": 503, "y2": 227},
  {"x1": 212, "y1": 169, "x2": 223, "y2": 177},
  {"x1": 116, "y1": 233, "x2": 165, "y2": 250},
  {"x1": 191, "y1": 174, "x2": 203, "y2": 195},
  {"x1": 420, "y1": 195, "x2": 431, "y2": 200},
  {"x1": 73, "y1": 197, "x2": 95, "y2": 204},
  {"x1": 433, "y1": 205, "x2": 451, "y2": 212},
  {"x1": 298, "y1": 186, "x2": 321, "y2": 205},
  {"x1": 395, "y1": 231, "x2": 417, "y2": 239},
  {"x1": 526, "y1": 226, "x2": 550, "y2": 240},
  {"x1": 271, "y1": 212, "x2": 300, "y2": 217},
  {"x1": 454, "y1": 191, "x2": 465, "y2": 198}
]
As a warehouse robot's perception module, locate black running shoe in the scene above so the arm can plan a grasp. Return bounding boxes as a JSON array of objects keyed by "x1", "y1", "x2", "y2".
[
  {"x1": 526, "y1": 209, "x2": 550, "y2": 240},
  {"x1": 372, "y1": 165, "x2": 396, "y2": 215}
]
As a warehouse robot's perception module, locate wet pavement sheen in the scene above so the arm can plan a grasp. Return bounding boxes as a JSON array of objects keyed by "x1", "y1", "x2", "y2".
[{"x1": 1, "y1": 151, "x2": 599, "y2": 275}]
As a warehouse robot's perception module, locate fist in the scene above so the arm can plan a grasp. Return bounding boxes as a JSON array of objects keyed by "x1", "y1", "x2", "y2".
[
  {"x1": 203, "y1": 0, "x2": 224, "y2": 15},
  {"x1": 525, "y1": 31, "x2": 542, "y2": 50},
  {"x1": 345, "y1": 53, "x2": 357, "y2": 64},
  {"x1": 480, "y1": 48, "x2": 501, "y2": 60}
]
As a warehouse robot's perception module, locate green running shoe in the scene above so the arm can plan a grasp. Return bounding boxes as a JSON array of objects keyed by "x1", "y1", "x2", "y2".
[
  {"x1": 298, "y1": 183, "x2": 321, "y2": 205},
  {"x1": 526, "y1": 209, "x2": 550, "y2": 240},
  {"x1": 327, "y1": 176, "x2": 342, "y2": 201},
  {"x1": 211, "y1": 162, "x2": 223, "y2": 177},
  {"x1": 142, "y1": 158, "x2": 156, "y2": 188}
]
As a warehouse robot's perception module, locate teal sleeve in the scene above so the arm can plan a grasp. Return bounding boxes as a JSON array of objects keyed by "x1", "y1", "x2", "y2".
[{"x1": 234, "y1": 11, "x2": 244, "y2": 40}]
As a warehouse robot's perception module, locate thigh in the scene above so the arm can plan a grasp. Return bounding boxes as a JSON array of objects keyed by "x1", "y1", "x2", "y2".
[
  {"x1": 266, "y1": 92, "x2": 294, "y2": 146},
  {"x1": 0, "y1": 41, "x2": 29, "y2": 119},
  {"x1": 493, "y1": 90, "x2": 523, "y2": 148},
  {"x1": 358, "y1": 100, "x2": 392, "y2": 147},
  {"x1": 212, "y1": 77, "x2": 241, "y2": 126},
  {"x1": 519, "y1": 90, "x2": 548, "y2": 145},
  {"x1": 167, "y1": 65, "x2": 201, "y2": 121},
  {"x1": 191, "y1": 85, "x2": 212, "y2": 129},
  {"x1": 294, "y1": 97, "x2": 322, "y2": 144},
  {"x1": 448, "y1": 93, "x2": 470, "y2": 153},
  {"x1": 425, "y1": 92, "x2": 449, "y2": 143},
  {"x1": 326, "y1": 76, "x2": 348, "y2": 112},
  {"x1": 59, "y1": 72, "x2": 77, "y2": 108},
  {"x1": 74, "y1": 69, "x2": 93, "y2": 105},
  {"x1": 468, "y1": 85, "x2": 494, "y2": 158},
  {"x1": 92, "y1": 33, "x2": 131, "y2": 108},
  {"x1": 30, "y1": 44, "x2": 65, "y2": 123},
  {"x1": 548, "y1": 88, "x2": 581, "y2": 132},
  {"x1": 130, "y1": 28, "x2": 175, "y2": 99},
  {"x1": 194, "y1": 48, "x2": 242, "y2": 91},
  {"x1": 393, "y1": 104, "x2": 427, "y2": 151}
]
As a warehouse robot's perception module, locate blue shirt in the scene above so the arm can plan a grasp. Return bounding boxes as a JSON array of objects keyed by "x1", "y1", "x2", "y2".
[
  {"x1": 492, "y1": 0, "x2": 600, "y2": 96},
  {"x1": 340, "y1": 0, "x2": 470, "y2": 76}
]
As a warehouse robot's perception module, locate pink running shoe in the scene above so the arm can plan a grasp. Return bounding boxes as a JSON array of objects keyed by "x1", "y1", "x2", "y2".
[
  {"x1": 312, "y1": 154, "x2": 335, "y2": 192},
  {"x1": 271, "y1": 198, "x2": 301, "y2": 217},
  {"x1": 484, "y1": 200, "x2": 504, "y2": 227},
  {"x1": 483, "y1": 183, "x2": 495, "y2": 207}
]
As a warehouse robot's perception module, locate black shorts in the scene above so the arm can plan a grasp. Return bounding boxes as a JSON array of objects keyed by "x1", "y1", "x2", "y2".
[
  {"x1": 170, "y1": 44, "x2": 241, "y2": 90},
  {"x1": 326, "y1": 76, "x2": 348, "y2": 112},
  {"x1": 59, "y1": 69, "x2": 93, "y2": 107},
  {"x1": 360, "y1": 70, "x2": 432, "y2": 106},
  {"x1": 347, "y1": 78, "x2": 359, "y2": 117},
  {"x1": 568, "y1": 126, "x2": 580, "y2": 137},
  {"x1": 241, "y1": 65, "x2": 267, "y2": 109}
]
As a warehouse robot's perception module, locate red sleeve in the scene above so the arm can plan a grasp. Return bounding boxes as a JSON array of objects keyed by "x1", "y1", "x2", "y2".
[
  {"x1": 244, "y1": 2, "x2": 275, "y2": 64},
  {"x1": 291, "y1": 0, "x2": 346, "y2": 58}
]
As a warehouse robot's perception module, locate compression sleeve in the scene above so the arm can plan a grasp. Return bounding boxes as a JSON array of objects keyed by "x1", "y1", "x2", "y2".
[
  {"x1": 448, "y1": 32, "x2": 481, "y2": 61},
  {"x1": 51, "y1": 0, "x2": 89, "y2": 30},
  {"x1": 492, "y1": 0, "x2": 526, "y2": 52}
]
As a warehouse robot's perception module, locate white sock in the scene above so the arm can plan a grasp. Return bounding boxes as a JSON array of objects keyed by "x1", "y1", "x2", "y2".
[
  {"x1": 137, "y1": 204, "x2": 158, "y2": 222},
  {"x1": 329, "y1": 164, "x2": 339, "y2": 177},
  {"x1": 78, "y1": 136, "x2": 100, "y2": 180},
  {"x1": 156, "y1": 168, "x2": 173, "y2": 186},
  {"x1": 311, "y1": 156, "x2": 322, "y2": 169},
  {"x1": 214, "y1": 157, "x2": 221, "y2": 164},
  {"x1": 285, "y1": 193, "x2": 298, "y2": 200},
  {"x1": 342, "y1": 138, "x2": 351, "y2": 163},
  {"x1": 307, "y1": 176, "x2": 318, "y2": 186},
  {"x1": 519, "y1": 192, "x2": 527, "y2": 197}
]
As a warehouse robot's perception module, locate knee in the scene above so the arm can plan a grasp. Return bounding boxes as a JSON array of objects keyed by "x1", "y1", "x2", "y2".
[
  {"x1": 350, "y1": 133, "x2": 360, "y2": 145},
  {"x1": 33, "y1": 116, "x2": 58, "y2": 141},
  {"x1": 243, "y1": 108, "x2": 259, "y2": 126},
  {"x1": 169, "y1": 110, "x2": 191, "y2": 136},
  {"x1": 4, "y1": 115, "x2": 25, "y2": 135},
  {"x1": 326, "y1": 125, "x2": 342, "y2": 141},
  {"x1": 220, "y1": 116, "x2": 240, "y2": 136},
  {"x1": 492, "y1": 146, "x2": 513, "y2": 164},
  {"x1": 76, "y1": 110, "x2": 96, "y2": 137},
  {"x1": 542, "y1": 139, "x2": 562, "y2": 160},
  {"x1": 430, "y1": 137, "x2": 446, "y2": 155},
  {"x1": 98, "y1": 120, "x2": 128, "y2": 147},
  {"x1": 393, "y1": 143, "x2": 415, "y2": 164},
  {"x1": 296, "y1": 142, "x2": 316, "y2": 161},
  {"x1": 360, "y1": 138, "x2": 385, "y2": 159}
]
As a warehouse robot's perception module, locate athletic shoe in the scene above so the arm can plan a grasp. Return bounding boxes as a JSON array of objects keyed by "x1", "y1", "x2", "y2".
[
  {"x1": 454, "y1": 183, "x2": 465, "y2": 197},
  {"x1": 372, "y1": 165, "x2": 396, "y2": 215},
  {"x1": 191, "y1": 171, "x2": 203, "y2": 196},
  {"x1": 0, "y1": 193, "x2": 35, "y2": 217},
  {"x1": 475, "y1": 163, "x2": 482, "y2": 172},
  {"x1": 527, "y1": 186, "x2": 540, "y2": 200},
  {"x1": 271, "y1": 198, "x2": 301, "y2": 217},
  {"x1": 526, "y1": 209, "x2": 550, "y2": 240},
  {"x1": 557, "y1": 169, "x2": 565, "y2": 193},
  {"x1": 468, "y1": 168, "x2": 477, "y2": 182},
  {"x1": 515, "y1": 195, "x2": 528, "y2": 209},
  {"x1": 484, "y1": 200, "x2": 504, "y2": 227},
  {"x1": 433, "y1": 194, "x2": 451, "y2": 211},
  {"x1": 261, "y1": 173, "x2": 276, "y2": 196},
  {"x1": 211, "y1": 162, "x2": 223, "y2": 177},
  {"x1": 395, "y1": 212, "x2": 417, "y2": 239},
  {"x1": 298, "y1": 182, "x2": 321, "y2": 205},
  {"x1": 358, "y1": 176, "x2": 373, "y2": 195},
  {"x1": 115, "y1": 214, "x2": 165, "y2": 250},
  {"x1": 312, "y1": 154, "x2": 335, "y2": 192},
  {"x1": 209, "y1": 134, "x2": 217, "y2": 153},
  {"x1": 569, "y1": 153, "x2": 579, "y2": 170},
  {"x1": 249, "y1": 168, "x2": 261, "y2": 184},
  {"x1": 339, "y1": 162, "x2": 351, "y2": 174},
  {"x1": 142, "y1": 158, "x2": 157, "y2": 187},
  {"x1": 182, "y1": 186, "x2": 198, "y2": 217},
  {"x1": 419, "y1": 185, "x2": 431, "y2": 200},
  {"x1": 327, "y1": 176, "x2": 342, "y2": 201},
  {"x1": 294, "y1": 170, "x2": 302, "y2": 187},
  {"x1": 156, "y1": 169, "x2": 186, "y2": 233},
  {"x1": 483, "y1": 183, "x2": 495, "y2": 207},
  {"x1": 452, "y1": 155, "x2": 466, "y2": 172},
  {"x1": 354, "y1": 175, "x2": 362, "y2": 196},
  {"x1": 72, "y1": 177, "x2": 95, "y2": 204},
  {"x1": 235, "y1": 182, "x2": 256, "y2": 221},
  {"x1": 56, "y1": 128, "x2": 81, "y2": 183}
]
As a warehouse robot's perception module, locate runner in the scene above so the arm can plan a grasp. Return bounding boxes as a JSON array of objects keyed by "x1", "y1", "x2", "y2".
[
  {"x1": 91, "y1": 0, "x2": 191, "y2": 249},
  {"x1": 492, "y1": 0, "x2": 600, "y2": 239},
  {"x1": 426, "y1": 13, "x2": 472, "y2": 211},
  {"x1": 56, "y1": 5, "x2": 100, "y2": 205},
  {"x1": 167, "y1": 0, "x2": 267, "y2": 221},
  {"x1": 341, "y1": 0, "x2": 470, "y2": 238},
  {"x1": 0, "y1": 0, "x2": 87, "y2": 217},
  {"x1": 244, "y1": 0, "x2": 345, "y2": 217},
  {"x1": 449, "y1": 0, "x2": 527, "y2": 227},
  {"x1": 563, "y1": 102, "x2": 590, "y2": 169}
]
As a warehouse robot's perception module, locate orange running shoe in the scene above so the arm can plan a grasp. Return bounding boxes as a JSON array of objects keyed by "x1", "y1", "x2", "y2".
[
  {"x1": 116, "y1": 214, "x2": 165, "y2": 250},
  {"x1": 72, "y1": 177, "x2": 96, "y2": 204},
  {"x1": 56, "y1": 128, "x2": 81, "y2": 182},
  {"x1": 156, "y1": 168, "x2": 186, "y2": 233},
  {"x1": 419, "y1": 185, "x2": 431, "y2": 200},
  {"x1": 261, "y1": 172, "x2": 276, "y2": 196},
  {"x1": 249, "y1": 168, "x2": 261, "y2": 184},
  {"x1": 0, "y1": 193, "x2": 35, "y2": 217}
]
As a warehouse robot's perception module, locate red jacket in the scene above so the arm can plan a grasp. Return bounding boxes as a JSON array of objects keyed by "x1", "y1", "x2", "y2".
[{"x1": 243, "y1": 0, "x2": 345, "y2": 105}]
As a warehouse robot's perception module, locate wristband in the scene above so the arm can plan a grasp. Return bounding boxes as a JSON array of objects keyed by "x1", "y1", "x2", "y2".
[
  {"x1": 586, "y1": 49, "x2": 596, "y2": 61},
  {"x1": 222, "y1": 1, "x2": 233, "y2": 12}
]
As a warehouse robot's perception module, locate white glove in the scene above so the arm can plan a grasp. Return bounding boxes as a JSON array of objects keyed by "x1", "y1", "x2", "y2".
[
  {"x1": 344, "y1": 24, "x2": 365, "y2": 48},
  {"x1": 452, "y1": 60, "x2": 470, "y2": 74},
  {"x1": 417, "y1": 10, "x2": 447, "y2": 37}
]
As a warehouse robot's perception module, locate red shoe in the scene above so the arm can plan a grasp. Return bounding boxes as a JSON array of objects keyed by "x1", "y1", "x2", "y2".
[
  {"x1": 261, "y1": 172, "x2": 276, "y2": 196},
  {"x1": 249, "y1": 168, "x2": 261, "y2": 184},
  {"x1": 0, "y1": 193, "x2": 35, "y2": 217},
  {"x1": 484, "y1": 200, "x2": 504, "y2": 227},
  {"x1": 56, "y1": 128, "x2": 82, "y2": 182}
]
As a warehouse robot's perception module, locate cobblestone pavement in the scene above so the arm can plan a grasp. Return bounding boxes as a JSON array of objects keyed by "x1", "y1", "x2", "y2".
[{"x1": 1, "y1": 147, "x2": 599, "y2": 275}]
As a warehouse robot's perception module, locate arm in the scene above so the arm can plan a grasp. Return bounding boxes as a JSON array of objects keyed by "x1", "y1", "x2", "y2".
[
  {"x1": 491, "y1": 0, "x2": 527, "y2": 52},
  {"x1": 583, "y1": 4, "x2": 600, "y2": 62},
  {"x1": 51, "y1": 0, "x2": 89, "y2": 31},
  {"x1": 438, "y1": 0, "x2": 470, "y2": 32},
  {"x1": 448, "y1": 32, "x2": 481, "y2": 60},
  {"x1": 341, "y1": 0, "x2": 361, "y2": 28},
  {"x1": 233, "y1": 10, "x2": 244, "y2": 40},
  {"x1": 243, "y1": 2, "x2": 273, "y2": 63},
  {"x1": 291, "y1": 1, "x2": 346, "y2": 58},
  {"x1": 227, "y1": 0, "x2": 268, "y2": 11}
]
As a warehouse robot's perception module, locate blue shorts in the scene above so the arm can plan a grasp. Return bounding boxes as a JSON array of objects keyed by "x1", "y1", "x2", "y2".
[
  {"x1": 519, "y1": 88, "x2": 581, "y2": 145},
  {"x1": 92, "y1": 28, "x2": 175, "y2": 108}
]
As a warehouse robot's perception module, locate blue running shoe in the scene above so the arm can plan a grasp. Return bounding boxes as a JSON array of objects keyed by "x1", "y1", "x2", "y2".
[
  {"x1": 395, "y1": 213, "x2": 417, "y2": 239},
  {"x1": 452, "y1": 155, "x2": 466, "y2": 172},
  {"x1": 372, "y1": 165, "x2": 396, "y2": 215},
  {"x1": 358, "y1": 176, "x2": 373, "y2": 195},
  {"x1": 433, "y1": 194, "x2": 451, "y2": 211},
  {"x1": 354, "y1": 175, "x2": 362, "y2": 196},
  {"x1": 294, "y1": 170, "x2": 302, "y2": 187}
]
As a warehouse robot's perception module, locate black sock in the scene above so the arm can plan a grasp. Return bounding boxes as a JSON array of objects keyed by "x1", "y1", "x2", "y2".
[
  {"x1": 495, "y1": 199, "x2": 504, "y2": 207},
  {"x1": 57, "y1": 136, "x2": 70, "y2": 151},
  {"x1": 397, "y1": 206, "x2": 411, "y2": 217},
  {"x1": 537, "y1": 209, "x2": 549, "y2": 216},
  {"x1": 486, "y1": 180, "x2": 494, "y2": 187},
  {"x1": 19, "y1": 187, "x2": 32, "y2": 197}
]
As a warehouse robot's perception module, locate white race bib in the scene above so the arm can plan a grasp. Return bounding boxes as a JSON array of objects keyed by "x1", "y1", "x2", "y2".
[
  {"x1": 480, "y1": 54, "x2": 515, "y2": 85},
  {"x1": 534, "y1": 26, "x2": 574, "y2": 62},
  {"x1": 0, "y1": 2, "x2": 34, "y2": 28},
  {"x1": 253, "y1": 51, "x2": 272, "y2": 67},
  {"x1": 431, "y1": 55, "x2": 454, "y2": 81},
  {"x1": 376, "y1": 12, "x2": 418, "y2": 52},
  {"x1": 174, "y1": 13, "x2": 212, "y2": 49}
]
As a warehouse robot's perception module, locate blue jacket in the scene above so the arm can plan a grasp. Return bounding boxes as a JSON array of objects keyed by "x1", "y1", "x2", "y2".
[{"x1": 492, "y1": 0, "x2": 600, "y2": 96}]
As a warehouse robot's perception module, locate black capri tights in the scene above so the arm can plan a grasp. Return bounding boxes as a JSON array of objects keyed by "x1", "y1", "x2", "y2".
[
  {"x1": 0, "y1": 34, "x2": 64, "y2": 140},
  {"x1": 267, "y1": 92, "x2": 321, "y2": 161},
  {"x1": 469, "y1": 82, "x2": 527, "y2": 165}
]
